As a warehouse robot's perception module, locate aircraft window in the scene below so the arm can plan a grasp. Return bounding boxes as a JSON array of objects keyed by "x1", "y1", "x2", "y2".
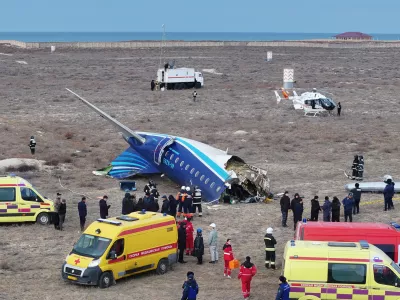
[
  {"x1": 190, "y1": 168, "x2": 195, "y2": 174},
  {"x1": 216, "y1": 186, "x2": 221, "y2": 192},
  {"x1": 185, "y1": 164, "x2": 190, "y2": 171},
  {"x1": 180, "y1": 161, "x2": 185, "y2": 167},
  {"x1": 195, "y1": 171, "x2": 200, "y2": 177},
  {"x1": 200, "y1": 175, "x2": 205, "y2": 181},
  {"x1": 165, "y1": 151, "x2": 169, "y2": 157},
  {"x1": 170, "y1": 154, "x2": 174, "y2": 160},
  {"x1": 175, "y1": 157, "x2": 179, "y2": 163},
  {"x1": 210, "y1": 182, "x2": 215, "y2": 188},
  {"x1": 205, "y1": 178, "x2": 210, "y2": 184}
]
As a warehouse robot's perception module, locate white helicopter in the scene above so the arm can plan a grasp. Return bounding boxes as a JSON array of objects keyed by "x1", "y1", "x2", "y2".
[{"x1": 274, "y1": 88, "x2": 337, "y2": 116}]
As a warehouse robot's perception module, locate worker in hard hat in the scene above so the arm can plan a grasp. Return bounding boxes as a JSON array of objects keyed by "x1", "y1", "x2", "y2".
[
  {"x1": 29, "y1": 136, "x2": 36, "y2": 155},
  {"x1": 264, "y1": 227, "x2": 277, "y2": 269},
  {"x1": 176, "y1": 186, "x2": 187, "y2": 218},
  {"x1": 183, "y1": 186, "x2": 193, "y2": 218}
]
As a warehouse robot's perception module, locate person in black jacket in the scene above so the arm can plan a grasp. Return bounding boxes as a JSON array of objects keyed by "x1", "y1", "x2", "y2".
[
  {"x1": 99, "y1": 195, "x2": 110, "y2": 219},
  {"x1": 178, "y1": 222, "x2": 187, "y2": 263},
  {"x1": 280, "y1": 191, "x2": 290, "y2": 227},
  {"x1": 194, "y1": 228, "x2": 204, "y2": 264},
  {"x1": 78, "y1": 197, "x2": 87, "y2": 231},
  {"x1": 135, "y1": 197, "x2": 144, "y2": 212},
  {"x1": 264, "y1": 227, "x2": 277, "y2": 269},
  {"x1": 161, "y1": 195, "x2": 170, "y2": 214},
  {"x1": 351, "y1": 183, "x2": 362, "y2": 215},
  {"x1": 291, "y1": 193, "x2": 304, "y2": 230},
  {"x1": 337, "y1": 102, "x2": 341, "y2": 116},
  {"x1": 29, "y1": 136, "x2": 36, "y2": 155},
  {"x1": 122, "y1": 193, "x2": 134, "y2": 215},
  {"x1": 168, "y1": 195, "x2": 178, "y2": 218},
  {"x1": 310, "y1": 196, "x2": 321, "y2": 221},
  {"x1": 331, "y1": 196, "x2": 341, "y2": 222},
  {"x1": 58, "y1": 199, "x2": 67, "y2": 231}
]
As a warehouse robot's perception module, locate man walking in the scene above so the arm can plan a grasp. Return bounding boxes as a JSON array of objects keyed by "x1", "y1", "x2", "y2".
[
  {"x1": 264, "y1": 227, "x2": 277, "y2": 269},
  {"x1": 151, "y1": 79, "x2": 155, "y2": 91},
  {"x1": 310, "y1": 196, "x2": 321, "y2": 221},
  {"x1": 223, "y1": 239, "x2": 234, "y2": 278},
  {"x1": 280, "y1": 191, "x2": 290, "y2": 227},
  {"x1": 238, "y1": 256, "x2": 257, "y2": 300},
  {"x1": 208, "y1": 223, "x2": 218, "y2": 264},
  {"x1": 99, "y1": 195, "x2": 110, "y2": 219},
  {"x1": 337, "y1": 102, "x2": 341, "y2": 116},
  {"x1": 192, "y1": 90, "x2": 197, "y2": 102},
  {"x1": 351, "y1": 183, "x2": 362, "y2": 215},
  {"x1": 78, "y1": 197, "x2": 87, "y2": 231},
  {"x1": 29, "y1": 136, "x2": 36, "y2": 155},
  {"x1": 58, "y1": 199, "x2": 67, "y2": 231},
  {"x1": 342, "y1": 193, "x2": 354, "y2": 222}
]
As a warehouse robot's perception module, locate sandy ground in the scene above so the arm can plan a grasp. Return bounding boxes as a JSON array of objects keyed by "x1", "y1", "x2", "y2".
[{"x1": 0, "y1": 45, "x2": 400, "y2": 300}]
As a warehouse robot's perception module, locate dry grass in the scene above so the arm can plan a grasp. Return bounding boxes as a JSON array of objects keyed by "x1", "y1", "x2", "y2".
[{"x1": 0, "y1": 45, "x2": 400, "y2": 299}]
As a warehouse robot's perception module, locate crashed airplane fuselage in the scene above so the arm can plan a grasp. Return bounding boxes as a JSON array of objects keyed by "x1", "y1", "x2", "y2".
[{"x1": 66, "y1": 89, "x2": 269, "y2": 201}]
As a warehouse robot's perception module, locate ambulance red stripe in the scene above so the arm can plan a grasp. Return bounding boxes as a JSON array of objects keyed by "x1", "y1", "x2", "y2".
[
  {"x1": 118, "y1": 220, "x2": 176, "y2": 237},
  {"x1": 108, "y1": 256, "x2": 126, "y2": 264},
  {"x1": 289, "y1": 256, "x2": 369, "y2": 262},
  {"x1": 0, "y1": 183, "x2": 26, "y2": 187},
  {"x1": 18, "y1": 208, "x2": 31, "y2": 213},
  {"x1": 126, "y1": 243, "x2": 177, "y2": 260}
]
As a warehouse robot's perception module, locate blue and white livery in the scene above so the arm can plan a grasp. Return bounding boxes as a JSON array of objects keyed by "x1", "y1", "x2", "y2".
[{"x1": 66, "y1": 89, "x2": 269, "y2": 202}]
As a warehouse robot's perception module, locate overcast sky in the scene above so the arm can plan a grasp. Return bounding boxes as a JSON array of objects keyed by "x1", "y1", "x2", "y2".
[{"x1": 1, "y1": 0, "x2": 397, "y2": 33}]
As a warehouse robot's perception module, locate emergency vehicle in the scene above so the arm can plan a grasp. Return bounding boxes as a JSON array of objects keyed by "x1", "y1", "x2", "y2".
[
  {"x1": 156, "y1": 67, "x2": 204, "y2": 90},
  {"x1": 295, "y1": 221, "x2": 400, "y2": 264},
  {"x1": 62, "y1": 211, "x2": 177, "y2": 288},
  {"x1": 0, "y1": 174, "x2": 55, "y2": 225},
  {"x1": 283, "y1": 240, "x2": 400, "y2": 299}
]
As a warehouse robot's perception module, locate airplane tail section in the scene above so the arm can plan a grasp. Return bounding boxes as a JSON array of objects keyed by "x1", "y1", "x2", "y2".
[{"x1": 94, "y1": 147, "x2": 160, "y2": 179}]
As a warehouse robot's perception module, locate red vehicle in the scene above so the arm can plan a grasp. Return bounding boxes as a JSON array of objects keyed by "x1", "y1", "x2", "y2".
[{"x1": 294, "y1": 221, "x2": 400, "y2": 264}]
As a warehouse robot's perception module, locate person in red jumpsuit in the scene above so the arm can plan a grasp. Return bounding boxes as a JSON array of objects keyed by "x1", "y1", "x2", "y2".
[
  {"x1": 238, "y1": 256, "x2": 257, "y2": 300},
  {"x1": 223, "y1": 239, "x2": 234, "y2": 278},
  {"x1": 185, "y1": 217, "x2": 194, "y2": 255}
]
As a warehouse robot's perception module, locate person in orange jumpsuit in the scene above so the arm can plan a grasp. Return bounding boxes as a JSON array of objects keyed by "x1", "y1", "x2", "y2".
[
  {"x1": 223, "y1": 239, "x2": 234, "y2": 278},
  {"x1": 237, "y1": 256, "x2": 257, "y2": 300},
  {"x1": 185, "y1": 217, "x2": 194, "y2": 255}
]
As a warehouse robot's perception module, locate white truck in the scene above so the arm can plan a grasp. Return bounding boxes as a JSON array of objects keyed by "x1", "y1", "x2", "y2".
[{"x1": 156, "y1": 67, "x2": 204, "y2": 90}]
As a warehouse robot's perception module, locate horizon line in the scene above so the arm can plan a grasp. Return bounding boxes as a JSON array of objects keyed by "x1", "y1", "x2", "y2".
[{"x1": 1, "y1": 31, "x2": 400, "y2": 35}]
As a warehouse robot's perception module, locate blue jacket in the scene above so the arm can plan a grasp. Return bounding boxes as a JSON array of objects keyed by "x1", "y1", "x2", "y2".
[
  {"x1": 384, "y1": 183, "x2": 395, "y2": 200},
  {"x1": 181, "y1": 279, "x2": 199, "y2": 300},
  {"x1": 78, "y1": 201, "x2": 87, "y2": 217},
  {"x1": 342, "y1": 197, "x2": 354, "y2": 212},
  {"x1": 322, "y1": 200, "x2": 332, "y2": 219},
  {"x1": 276, "y1": 282, "x2": 290, "y2": 300}
]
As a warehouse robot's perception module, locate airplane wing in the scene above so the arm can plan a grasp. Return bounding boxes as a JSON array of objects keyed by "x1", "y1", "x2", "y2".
[{"x1": 66, "y1": 88, "x2": 145, "y2": 144}]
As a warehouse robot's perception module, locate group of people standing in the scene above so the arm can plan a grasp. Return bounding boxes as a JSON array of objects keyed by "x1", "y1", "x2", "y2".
[{"x1": 280, "y1": 187, "x2": 365, "y2": 229}]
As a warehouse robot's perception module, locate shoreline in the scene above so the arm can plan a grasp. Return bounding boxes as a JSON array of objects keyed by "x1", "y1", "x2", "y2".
[{"x1": 2, "y1": 39, "x2": 400, "y2": 49}]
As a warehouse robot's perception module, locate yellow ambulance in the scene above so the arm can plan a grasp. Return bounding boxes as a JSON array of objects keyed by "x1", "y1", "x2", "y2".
[
  {"x1": 62, "y1": 211, "x2": 178, "y2": 288},
  {"x1": 283, "y1": 240, "x2": 400, "y2": 299},
  {"x1": 0, "y1": 174, "x2": 55, "y2": 224}
]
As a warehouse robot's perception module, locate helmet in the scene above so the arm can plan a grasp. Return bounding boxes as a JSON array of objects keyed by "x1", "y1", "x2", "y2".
[
  {"x1": 181, "y1": 186, "x2": 186, "y2": 190},
  {"x1": 266, "y1": 227, "x2": 273, "y2": 234},
  {"x1": 209, "y1": 223, "x2": 216, "y2": 228},
  {"x1": 197, "y1": 228, "x2": 202, "y2": 233},
  {"x1": 186, "y1": 186, "x2": 190, "y2": 192}
]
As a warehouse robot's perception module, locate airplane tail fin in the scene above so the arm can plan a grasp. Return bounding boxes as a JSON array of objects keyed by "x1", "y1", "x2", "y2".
[{"x1": 274, "y1": 91, "x2": 282, "y2": 103}]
